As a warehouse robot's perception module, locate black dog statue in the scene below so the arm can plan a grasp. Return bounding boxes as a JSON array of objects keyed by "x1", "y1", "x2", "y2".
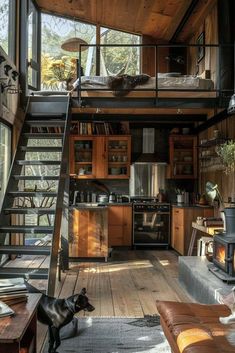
[{"x1": 25, "y1": 281, "x2": 95, "y2": 353}]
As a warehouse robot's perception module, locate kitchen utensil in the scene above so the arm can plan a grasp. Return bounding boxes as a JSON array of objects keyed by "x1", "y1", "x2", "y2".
[
  {"x1": 109, "y1": 192, "x2": 116, "y2": 203},
  {"x1": 97, "y1": 193, "x2": 108, "y2": 203}
]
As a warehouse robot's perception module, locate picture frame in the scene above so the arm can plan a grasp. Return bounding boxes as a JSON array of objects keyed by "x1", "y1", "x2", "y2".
[{"x1": 197, "y1": 32, "x2": 205, "y2": 63}]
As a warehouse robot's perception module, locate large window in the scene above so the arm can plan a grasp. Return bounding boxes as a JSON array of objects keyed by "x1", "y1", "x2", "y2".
[
  {"x1": 0, "y1": 122, "x2": 11, "y2": 208},
  {"x1": 41, "y1": 14, "x2": 96, "y2": 90},
  {"x1": 0, "y1": 0, "x2": 15, "y2": 60},
  {"x1": 100, "y1": 28, "x2": 140, "y2": 76},
  {"x1": 28, "y1": 0, "x2": 39, "y2": 89}
]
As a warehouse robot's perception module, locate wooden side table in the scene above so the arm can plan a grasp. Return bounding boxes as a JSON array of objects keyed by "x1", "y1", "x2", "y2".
[
  {"x1": 187, "y1": 222, "x2": 224, "y2": 256},
  {"x1": 0, "y1": 293, "x2": 41, "y2": 353}
]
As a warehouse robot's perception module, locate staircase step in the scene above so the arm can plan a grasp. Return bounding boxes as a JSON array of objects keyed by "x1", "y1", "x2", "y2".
[
  {"x1": 20, "y1": 146, "x2": 62, "y2": 152},
  {"x1": 16, "y1": 160, "x2": 61, "y2": 165},
  {"x1": 4, "y1": 208, "x2": 56, "y2": 215},
  {"x1": 0, "y1": 245, "x2": 51, "y2": 255},
  {"x1": 26, "y1": 119, "x2": 65, "y2": 126},
  {"x1": 0, "y1": 226, "x2": 53, "y2": 234},
  {"x1": 8, "y1": 191, "x2": 57, "y2": 197},
  {"x1": 13, "y1": 175, "x2": 59, "y2": 181},
  {"x1": 0, "y1": 268, "x2": 49, "y2": 279},
  {"x1": 23, "y1": 133, "x2": 63, "y2": 139}
]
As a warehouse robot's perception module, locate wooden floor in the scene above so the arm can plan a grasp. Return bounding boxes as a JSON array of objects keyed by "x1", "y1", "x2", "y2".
[{"x1": 6, "y1": 249, "x2": 193, "y2": 352}]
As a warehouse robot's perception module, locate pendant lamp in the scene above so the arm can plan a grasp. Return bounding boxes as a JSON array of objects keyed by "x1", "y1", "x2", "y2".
[{"x1": 61, "y1": 37, "x2": 88, "y2": 52}]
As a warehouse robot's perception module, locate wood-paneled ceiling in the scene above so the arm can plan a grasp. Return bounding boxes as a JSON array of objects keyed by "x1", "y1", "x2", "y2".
[{"x1": 35, "y1": 0, "x2": 216, "y2": 42}]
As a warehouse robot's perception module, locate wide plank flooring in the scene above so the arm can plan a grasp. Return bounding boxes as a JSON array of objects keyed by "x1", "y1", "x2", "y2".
[{"x1": 5, "y1": 249, "x2": 193, "y2": 352}]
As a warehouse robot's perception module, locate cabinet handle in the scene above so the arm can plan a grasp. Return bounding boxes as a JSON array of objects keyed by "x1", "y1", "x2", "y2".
[{"x1": 175, "y1": 226, "x2": 179, "y2": 230}]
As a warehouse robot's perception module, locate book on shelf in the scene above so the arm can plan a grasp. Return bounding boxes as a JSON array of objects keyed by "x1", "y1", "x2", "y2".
[
  {"x1": 0, "y1": 300, "x2": 15, "y2": 318},
  {"x1": 71, "y1": 121, "x2": 130, "y2": 136}
]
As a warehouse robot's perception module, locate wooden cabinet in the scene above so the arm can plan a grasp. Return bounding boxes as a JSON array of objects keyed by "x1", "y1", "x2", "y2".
[
  {"x1": 70, "y1": 135, "x2": 131, "y2": 179},
  {"x1": 108, "y1": 205, "x2": 132, "y2": 247},
  {"x1": 69, "y1": 208, "x2": 108, "y2": 258},
  {"x1": 169, "y1": 135, "x2": 197, "y2": 179},
  {"x1": 70, "y1": 136, "x2": 96, "y2": 178},
  {"x1": 171, "y1": 206, "x2": 213, "y2": 255}
]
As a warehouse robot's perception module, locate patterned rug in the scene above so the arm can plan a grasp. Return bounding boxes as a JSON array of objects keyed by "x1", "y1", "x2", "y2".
[{"x1": 43, "y1": 316, "x2": 171, "y2": 353}]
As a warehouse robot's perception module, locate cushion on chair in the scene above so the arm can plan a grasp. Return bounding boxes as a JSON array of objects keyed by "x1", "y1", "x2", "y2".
[{"x1": 157, "y1": 300, "x2": 234, "y2": 353}]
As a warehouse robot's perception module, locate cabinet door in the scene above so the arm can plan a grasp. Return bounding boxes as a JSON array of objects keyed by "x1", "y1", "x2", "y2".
[
  {"x1": 70, "y1": 136, "x2": 96, "y2": 179},
  {"x1": 108, "y1": 206, "x2": 132, "y2": 246},
  {"x1": 69, "y1": 209, "x2": 108, "y2": 257},
  {"x1": 122, "y1": 206, "x2": 132, "y2": 246},
  {"x1": 172, "y1": 225, "x2": 184, "y2": 255},
  {"x1": 106, "y1": 136, "x2": 131, "y2": 179},
  {"x1": 169, "y1": 135, "x2": 197, "y2": 179}
]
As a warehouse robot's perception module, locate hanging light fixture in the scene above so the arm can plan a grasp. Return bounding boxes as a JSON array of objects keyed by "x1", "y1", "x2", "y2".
[
  {"x1": 61, "y1": 37, "x2": 88, "y2": 52},
  {"x1": 61, "y1": 18, "x2": 88, "y2": 52}
]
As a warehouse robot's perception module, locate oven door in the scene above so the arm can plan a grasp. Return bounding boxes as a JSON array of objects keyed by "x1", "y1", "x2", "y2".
[{"x1": 133, "y1": 211, "x2": 169, "y2": 245}]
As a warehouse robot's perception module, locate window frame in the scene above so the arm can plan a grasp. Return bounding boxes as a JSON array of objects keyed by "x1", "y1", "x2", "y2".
[{"x1": 0, "y1": 0, "x2": 16, "y2": 62}]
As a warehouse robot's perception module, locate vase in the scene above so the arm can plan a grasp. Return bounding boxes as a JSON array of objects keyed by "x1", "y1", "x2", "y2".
[{"x1": 177, "y1": 195, "x2": 184, "y2": 203}]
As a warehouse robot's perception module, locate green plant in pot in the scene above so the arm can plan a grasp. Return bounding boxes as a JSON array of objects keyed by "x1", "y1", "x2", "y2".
[
  {"x1": 216, "y1": 140, "x2": 235, "y2": 175},
  {"x1": 212, "y1": 140, "x2": 235, "y2": 234}
]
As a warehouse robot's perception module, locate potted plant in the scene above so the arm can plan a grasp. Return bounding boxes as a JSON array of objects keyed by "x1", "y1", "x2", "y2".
[
  {"x1": 215, "y1": 140, "x2": 235, "y2": 234},
  {"x1": 216, "y1": 140, "x2": 235, "y2": 175}
]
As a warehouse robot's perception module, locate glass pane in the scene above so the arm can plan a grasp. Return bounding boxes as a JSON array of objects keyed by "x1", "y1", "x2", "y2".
[
  {"x1": 74, "y1": 140, "x2": 93, "y2": 176},
  {"x1": 0, "y1": 122, "x2": 11, "y2": 208},
  {"x1": 215, "y1": 243, "x2": 226, "y2": 269},
  {"x1": 28, "y1": 0, "x2": 38, "y2": 88},
  {"x1": 0, "y1": 0, "x2": 9, "y2": 54},
  {"x1": 41, "y1": 13, "x2": 96, "y2": 90},
  {"x1": 134, "y1": 213, "x2": 169, "y2": 244},
  {"x1": 100, "y1": 27, "x2": 140, "y2": 76}
]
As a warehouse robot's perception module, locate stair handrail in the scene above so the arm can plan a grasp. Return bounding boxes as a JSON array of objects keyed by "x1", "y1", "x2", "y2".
[{"x1": 47, "y1": 96, "x2": 71, "y2": 296}]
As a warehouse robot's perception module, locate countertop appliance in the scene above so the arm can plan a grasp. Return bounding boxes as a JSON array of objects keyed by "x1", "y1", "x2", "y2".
[
  {"x1": 108, "y1": 192, "x2": 116, "y2": 203},
  {"x1": 132, "y1": 197, "x2": 170, "y2": 247}
]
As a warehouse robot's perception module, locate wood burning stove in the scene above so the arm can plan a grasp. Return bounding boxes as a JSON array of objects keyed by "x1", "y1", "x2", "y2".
[
  {"x1": 213, "y1": 234, "x2": 235, "y2": 277},
  {"x1": 209, "y1": 208, "x2": 235, "y2": 282}
]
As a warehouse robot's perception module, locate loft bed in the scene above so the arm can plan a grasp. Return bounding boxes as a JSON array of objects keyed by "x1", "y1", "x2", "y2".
[{"x1": 72, "y1": 43, "x2": 233, "y2": 110}]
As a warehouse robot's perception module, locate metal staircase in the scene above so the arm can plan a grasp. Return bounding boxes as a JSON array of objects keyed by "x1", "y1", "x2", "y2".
[{"x1": 0, "y1": 96, "x2": 71, "y2": 295}]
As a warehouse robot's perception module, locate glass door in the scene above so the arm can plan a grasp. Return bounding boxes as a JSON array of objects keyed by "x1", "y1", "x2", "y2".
[
  {"x1": 106, "y1": 137, "x2": 130, "y2": 178},
  {"x1": 71, "y1": 137, "x2": 95, "y2": 178}
]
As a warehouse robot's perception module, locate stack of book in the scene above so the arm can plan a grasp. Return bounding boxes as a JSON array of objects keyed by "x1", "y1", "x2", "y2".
[
  {"x1": 0, "y1": 278, "x2": 28, "y2": 307},
  {"x1": 203, "y1": 217, "x2": 224, "y2": 227}
]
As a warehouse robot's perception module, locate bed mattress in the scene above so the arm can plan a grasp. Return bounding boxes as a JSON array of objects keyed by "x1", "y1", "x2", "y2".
[{"x1": 73, "y1": 74, "x2": 214, "y2": 91}]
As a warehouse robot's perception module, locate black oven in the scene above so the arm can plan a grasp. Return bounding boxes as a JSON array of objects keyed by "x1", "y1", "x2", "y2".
[{"x1": 133, "y1": 201, "x2": 170, "y2": 247}]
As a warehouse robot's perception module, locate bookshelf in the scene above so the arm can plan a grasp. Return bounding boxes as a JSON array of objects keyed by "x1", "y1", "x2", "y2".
[{"x1": 70, "y1": 121, "x2": 130, "y2": 135}]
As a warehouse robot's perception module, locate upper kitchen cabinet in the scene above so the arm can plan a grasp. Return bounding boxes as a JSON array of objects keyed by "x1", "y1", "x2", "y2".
[
  {"x1": 70, "y1": 136, "x2": 96, "y2": 178},
  {"x1": 70, "y1": 135, "x2": 131, "y2": 179},
  {"x1": 169, "y1": 135, "x2": 197, "y2": 179},
  {"x1": 106, "y1": 136, "x2": 131, "y2": 179}
]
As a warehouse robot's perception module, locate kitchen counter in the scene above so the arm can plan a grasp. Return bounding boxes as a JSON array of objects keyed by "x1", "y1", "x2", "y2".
[
  {"x1": 172, "y1": 203, "x2": 213, "y2": 208},
  {"x1": 70, "y1": 203, "x2": 132, "y2": 209}
]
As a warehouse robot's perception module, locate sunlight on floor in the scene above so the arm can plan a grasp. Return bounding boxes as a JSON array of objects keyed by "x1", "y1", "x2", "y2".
[
  {"x1": 159, "y1": 259, "x2": 170, "y2": 266},
  {"x1": 81, "y1": 260, "x2": 153, "y2": 273}
]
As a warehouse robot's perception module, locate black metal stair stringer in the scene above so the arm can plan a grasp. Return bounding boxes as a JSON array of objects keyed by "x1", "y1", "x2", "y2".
[{"x1": 0, "y1": 96, "x2": 70, "y2": 288}]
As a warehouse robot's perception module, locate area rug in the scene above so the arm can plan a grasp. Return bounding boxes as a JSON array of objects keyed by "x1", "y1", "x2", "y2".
[{"x1": 43, "y1": 316, "x2": 171, "y2": 353}]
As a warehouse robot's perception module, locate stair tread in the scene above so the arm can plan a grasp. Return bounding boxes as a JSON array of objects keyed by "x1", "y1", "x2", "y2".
[
  {"x1": 4, "y1": 208, "x2": 56, "y2": 214},
  {"x1": 0, "y1": 245, "x2": 51, "y2": 255},
  {"x1": 26, "y1": 119, "x2": 65, "y2": 125},
  {"x1": 13, "y1": 176, "x2": 59, "y2": 180},
  {"x1": 20, "y1": 146, "x2": 62, "y2": 151},
  {"x1": 8, "y1": 191, "x2": 57, "y2": 196},
  {"x1": 0, "y1": 226, "x2": 53, "y2": 233},
  {"x1": 23, "y1": 133, "x2": 63, "y2": 138},
  {"x1": 16, "y1": 160, "x2": 61, "y2": 165},
  {"x1": 0, "y1": 268, "x2": 49, "y2": 279}
]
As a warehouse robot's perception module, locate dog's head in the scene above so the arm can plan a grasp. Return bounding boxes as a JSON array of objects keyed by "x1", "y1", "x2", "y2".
[{"x1": 69, "y1": 288, "x2": 95, "y2": 313}]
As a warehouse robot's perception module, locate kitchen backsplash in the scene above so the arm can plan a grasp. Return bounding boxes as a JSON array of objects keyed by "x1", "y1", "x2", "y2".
[{"x1": 70, "y1": 179, "x2": 129, "y2": 204}]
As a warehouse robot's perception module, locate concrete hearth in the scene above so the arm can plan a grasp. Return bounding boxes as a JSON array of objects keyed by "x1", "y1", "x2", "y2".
[{"x1": 179, "y1": 256, "x2": 234, "y2": 304}]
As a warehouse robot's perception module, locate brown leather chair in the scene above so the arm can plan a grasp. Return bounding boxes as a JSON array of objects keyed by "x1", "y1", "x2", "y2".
[{"x1": 156, "y1": 300, "x2": 235, "y2": 353}]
